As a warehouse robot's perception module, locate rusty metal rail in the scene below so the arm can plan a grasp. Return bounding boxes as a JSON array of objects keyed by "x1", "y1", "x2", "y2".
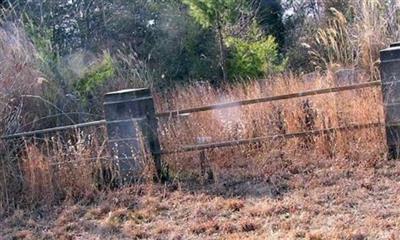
[
  {"x1": 1, "y1": 118, "x2": 147, "y2": 140},
  {"x1": 156, "y1": 81, "x2": 382, "y2": 118},
  {"x1": 1, "y1": 120, "x2": 107, "y2": 140},
  {"x1": 1, "y1": 82, "x2": 382, "y2": 141},
  {"x1": 161, "y1": 122, "x2": 384, "y2": 154},
  {"x1": 1, "y1": 81, "x2": 384, "y2": 161}
]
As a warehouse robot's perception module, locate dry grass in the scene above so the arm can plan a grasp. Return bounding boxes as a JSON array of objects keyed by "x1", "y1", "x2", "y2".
[
  {"x1": 0, "y1": 68, "x2": 386, "y2": 212},
  {"x1": 0, "y1": 0, "x2": 391, "y2": 215},
  {"x1": 0, "y1": 125, "x2": 116, "y2": 210},
  {"x1": 1, "y1": 160, "x2": 400, "y2": 239},
  {"x1": 308, "y1": 0, "x2": 398, "y2": 79},
  {"x1": 0, "y1": 2, "x2": 396, "y2": 238},
  {"x1": 155, "y1": 71, "x2": 385, "y2": 183}
]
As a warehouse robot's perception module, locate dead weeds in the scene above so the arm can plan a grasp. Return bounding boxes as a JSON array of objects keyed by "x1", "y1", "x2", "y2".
[{"x1": 1, "y1": 160, "x2": 400, "y2": 239}]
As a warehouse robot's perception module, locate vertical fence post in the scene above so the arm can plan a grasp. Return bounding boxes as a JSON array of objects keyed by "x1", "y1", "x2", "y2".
[
  {"x1": 380, "y1": 42, "x2": 400, "y2": 159},
  {"x1": 103, "y1": 88, "x2": 166, "y2": 183}
]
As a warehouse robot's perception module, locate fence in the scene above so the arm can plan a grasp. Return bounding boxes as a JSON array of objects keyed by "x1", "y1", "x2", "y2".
[
  {"x1": 0, "y1": 119, "x2": 110, "y2": 207},
  {"x1": 156, "y1": 81, "x2": 382, "y2": 153},
  {"x1": 2, "y1": 43, "x2": 400, "y2": 184}
]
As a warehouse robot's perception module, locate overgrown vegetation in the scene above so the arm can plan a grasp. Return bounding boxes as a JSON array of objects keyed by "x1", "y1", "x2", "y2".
[
  {"x1": 227, "y1": 32, "x2": 285, "y2": 79},
  {"x1": 73, "y1": 51, "x2": 115, "y2": 97},
  {"x1": 0, "y1": 0, "x2": 400, "y2": 238}
]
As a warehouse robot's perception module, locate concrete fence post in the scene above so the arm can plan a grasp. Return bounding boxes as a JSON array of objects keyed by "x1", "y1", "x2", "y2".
[
  {"x1": 380, "y1": 42, "x2": 400, "y2": 159},
  {"x1": 103, "y1": 88, "x2": 166, "y2": 183}
]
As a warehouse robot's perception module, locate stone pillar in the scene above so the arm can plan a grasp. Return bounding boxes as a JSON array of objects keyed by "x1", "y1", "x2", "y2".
[
  {"x1": 104, "y1": 88, "x2": 164, "y2": 183},
  {"x1": 380, "y1": 42, "x2": 400, "y2": 159}
]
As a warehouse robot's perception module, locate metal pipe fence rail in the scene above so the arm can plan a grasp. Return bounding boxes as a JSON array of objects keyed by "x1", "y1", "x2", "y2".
[
  {"x1": 0, "y1": 79, "x2": 391, "y2": 181},
  {"x1": 155, "y1": 81, "x2": 382, "y2": 118},
  {"x1": 0, "y1": 118, "x2": 145, "y2": 140},
  {"x1": 1, "y1": 43, "x2": 400, "y2": 184},
  {"x1": 1, "y1": 120, "x2": 107, "y2": 140},
  {"x1": 159, "y1": 122, "x2": 385, "y2": 154},
  {"x1": 155, "y1": 80, "x2": 384, "y2": 156},
  {"x1": 0, "y1": 81, "x2": 382, "y2": 142}
]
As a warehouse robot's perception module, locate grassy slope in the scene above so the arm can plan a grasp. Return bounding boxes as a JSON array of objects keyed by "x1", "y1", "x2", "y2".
[{"x1": 1, "y1": 160, "x2": 400, "y2": 240}]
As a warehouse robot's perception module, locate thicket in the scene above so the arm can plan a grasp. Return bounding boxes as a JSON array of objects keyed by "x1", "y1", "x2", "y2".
[
  {"x1": 1, "y1": 0, "x2": 396, "y2": 102},
  {"x1": 0, "y1": 0, "x2": 399, "y2": 210}
]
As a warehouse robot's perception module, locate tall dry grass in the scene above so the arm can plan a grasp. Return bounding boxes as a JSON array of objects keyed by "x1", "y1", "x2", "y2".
[
  {"x1": 0, "y1": 69, "x2": 386, "y2": 212},
  {"x1": 0, "y1": 0, "x2": 393, "y2": 213},
  {"x1": 0, "y1": 125, "x2": 116, "y2": 212},
  {"x1": 155, "y1": 71, "x2": 385, "y2": 182},
  {"x1": 308, "y1": 0, "x2": 398, "y2": 79},
  {"x1": 0, "y1": 21, "x2": 44, "y2": 136},
  {"x1": 0, "y1": 14, "x2": 115, "y2": 212}
]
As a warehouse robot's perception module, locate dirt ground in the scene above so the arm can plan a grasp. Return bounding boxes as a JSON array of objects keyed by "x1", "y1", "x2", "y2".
[{"x1": 1, "y1": 160, "x2": 400, "y2": 240}]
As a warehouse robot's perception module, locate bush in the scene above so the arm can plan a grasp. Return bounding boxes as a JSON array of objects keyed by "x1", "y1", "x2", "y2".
[
  {"x1": 227, "y1": 35, "x2": 286, "y2": 80},
  {"x1": 73, "y1": 51, "x2": 115, "y2": 97}
]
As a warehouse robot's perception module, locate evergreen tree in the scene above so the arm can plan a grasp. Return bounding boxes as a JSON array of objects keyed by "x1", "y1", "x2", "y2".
[
  {"x1": 256, "y1": 0, "x2": 285, "y2": 50},
  {"x1": 181, "y1": 0, "x2": 247, "y2": 82}
]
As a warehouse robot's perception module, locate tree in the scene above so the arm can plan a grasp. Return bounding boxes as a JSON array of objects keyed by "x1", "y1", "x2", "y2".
[
  {"x1": 226, "y1": 22, "x2": 286, "y2": 79},
  {"x1": 10, "y1": 0, "x2": 220, "y2": 87},
  {"x1": 255, "y1": 0, "x2": 285, "y2": 50},
  {"x1": 227, "y1": 35, "x2": 284, "y2": 79},
  {"x1": 181, "y1": 0, "x2": 247, "y2": 82}
]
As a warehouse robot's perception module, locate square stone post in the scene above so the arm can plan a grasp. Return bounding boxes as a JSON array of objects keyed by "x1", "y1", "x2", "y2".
[
  {"x1": 380, "y1": 42, "x2": 400, "y2": 159},
  {"x1": 103, "y1": 88, "x2": 166, "y2": 183}
]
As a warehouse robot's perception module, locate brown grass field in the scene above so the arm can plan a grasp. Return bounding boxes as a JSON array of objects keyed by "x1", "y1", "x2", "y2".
[
  {"x1": 1, "y1": 160, "x2": 400, "y2": 239},
  {"x1": 1, "y1": 1, "x2": 399, "y2": 238},
  {"x1": 1, "y1": 70, "x2": 397, "y2": 239}
]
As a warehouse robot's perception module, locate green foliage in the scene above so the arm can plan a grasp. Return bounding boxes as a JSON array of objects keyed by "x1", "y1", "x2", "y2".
[
  {"x1": 181, "y1": 0, "x2": 250, "y2": 82},
  {"x1": 256, "y1": 0, "x2": 285, "y2": 49},
  {"x1": 141, "y1": 1, "x2": 220, "y2": 86},
  {"x1": 14, "y1": 0, "x2": 291, "y2": 88},
  {"x1": 73, "y1": 52, "x2": 115, "y2": 96},
  {"x1": 227, "y1": 33, "x2": 286, "y2": 79},
  {"x1": 24, "y1": 17, "x2": 53, "y2": 63},
  {"x1": 181, "y1": 0, "x2": 244, "y2": 28},
  {"x1": 23, "y1": 15, "x2": 60, "y2": 79}
]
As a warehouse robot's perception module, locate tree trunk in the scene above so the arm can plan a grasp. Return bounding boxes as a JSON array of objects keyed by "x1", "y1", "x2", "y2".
[{"x1": 216, "y1": 16, "x2": 228, "y2": 82}]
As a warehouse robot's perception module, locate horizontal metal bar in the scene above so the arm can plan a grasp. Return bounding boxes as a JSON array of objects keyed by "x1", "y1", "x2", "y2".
[
  {"x1": 1, "y1": 120, "x2": 107, "y2": 140},
  {"x1": 160, "y1": 122, "x2": 384, "y2": 154},
  {"x1": 156, "y1": 81, "x2": 382, "y2": 117},
  {"x1": 106, "y1": 117, "x2": 146, "y2": 124},
  {"x1": 1, "y1": 118, "x2": 147, "y2": 140},
  {"x1": 108, "y1": 137, "x2": 140, "y2": 143},
  {"x1": 48, "y1": 156, "x2": 110, "y2": 167},
  {"x1": 386, "y1": 122, "x2": 400, "y2": 127},
  {"x1": 384, "y1": 102, "x2": 400, "y2": 107},
  {"x1": 9, "y1": 155, "x2": 137, "y2": 167}
]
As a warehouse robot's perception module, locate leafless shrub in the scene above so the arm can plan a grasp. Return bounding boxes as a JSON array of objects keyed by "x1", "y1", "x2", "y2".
[{"x1": 0, "y1": 20, "x2": 44, "y2": 136}]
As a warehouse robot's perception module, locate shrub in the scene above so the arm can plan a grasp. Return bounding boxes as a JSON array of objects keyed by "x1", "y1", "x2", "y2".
[
  {"x1": 227, "y1": 34, "x2": 286, "y2": 80},
  {"x1": 73, "y1": 51, "x2": 115, "y2": 97}
]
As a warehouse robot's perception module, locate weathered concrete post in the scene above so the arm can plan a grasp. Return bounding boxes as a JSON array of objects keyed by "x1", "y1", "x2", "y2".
[
  {"x1": 103, "y1": 88, "x2": 165, "y2": 183},
  {"x1": 380, "y1": 42, "x2": 400, "y2": 159}
]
